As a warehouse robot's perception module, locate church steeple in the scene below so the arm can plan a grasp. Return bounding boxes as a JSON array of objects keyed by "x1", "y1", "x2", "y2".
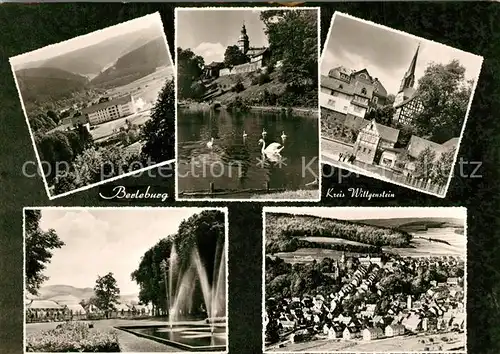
[
  {"x1": 237, "y1": 22, "x2": 249, "y2": 54},
  {"x1": 399, "y1": 43, "x2": 420, "y2": 93}
]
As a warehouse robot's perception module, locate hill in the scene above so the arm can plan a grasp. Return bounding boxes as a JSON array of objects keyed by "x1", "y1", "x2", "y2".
[
  {"x1": 15, "y1": 67, "x2": 89, "y2": 104},
  {"x1": 35, "y1": 285, "x2": 139, "y2": 304},
  {"x1": 90, "y1": 36, "x2": 170, "y2": 89},
  {"x1": 266, "y1": 213, "x2": 412, "y2": 254},
  {"x1": 352, "y1": 217, "x2": 465, "y2": 232},
  {"x1": 15, "y1": 25, "x2": 163, "y2": 77}
]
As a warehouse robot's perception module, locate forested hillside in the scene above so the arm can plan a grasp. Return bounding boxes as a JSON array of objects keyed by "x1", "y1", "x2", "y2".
[{"x1": 266, "y1": 213, "x2": 412, "y2": 253}]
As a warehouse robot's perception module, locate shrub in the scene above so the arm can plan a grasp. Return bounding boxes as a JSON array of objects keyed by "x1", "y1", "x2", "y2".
[
  {"x1": 26, "y1": 321, "x2": 119, "y2": 352},
  {"x1": 232, "y1": 81, "x2": 245, "y2": 93},
  {"x1": 258, "y1": 73, "x2": 271, "y2": 85}
]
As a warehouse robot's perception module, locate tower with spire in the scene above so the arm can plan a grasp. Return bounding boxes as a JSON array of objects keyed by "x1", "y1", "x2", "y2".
[
  {"x1": 237, "y1": 22, "x2": 250, "y2": 55},
  {"x1": 393, "y1": 44, "x2": 420, "y2": 107}
]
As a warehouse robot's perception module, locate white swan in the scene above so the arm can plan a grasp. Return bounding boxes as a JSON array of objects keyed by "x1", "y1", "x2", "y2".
[
  {"x1": 259, "y1": 138, "x2": 284, "y2": 155},
  {"x1": 207, "y1": 137, "x2": 214, "y2": 149},
  {"x1": 281, "y1": 131, "x2": 287, "y2": 140},
  {"x1": 261, "y1": 129, "x2": 267, "y2": 137},
  {"x1": 243, "y1": 131, "x2": 248, "y2": 138}
]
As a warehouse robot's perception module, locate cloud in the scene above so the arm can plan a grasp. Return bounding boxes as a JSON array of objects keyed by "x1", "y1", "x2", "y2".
[{"x1": 193, "y1": 42, "x2": 225, "y2": 63}]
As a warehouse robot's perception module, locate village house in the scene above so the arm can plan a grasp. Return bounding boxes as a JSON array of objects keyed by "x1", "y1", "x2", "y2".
[
  {"x1": 343, "y1": 327, "x2": 361, "y2": 340},
  {"x1": 385, "y1": 323, "x2": 406, "y2": 337},
  {"x1": 362, "y1": 327, "x2": 384, "y2": 341},
  {"x1": 353, "y1": 119, "x2": 399, "y2": 165},
  {"x1": 320, "y1": 66, "x2": 388, "y2": 123}
]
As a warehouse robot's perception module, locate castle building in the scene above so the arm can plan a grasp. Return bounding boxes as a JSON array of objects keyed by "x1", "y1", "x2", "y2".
[
  {"x1": 81, "y1": 94, "x2": 135, "y2": 125},
  {"x1": 320, "y1": 67, "x2": 388, "y2": 124},
  {"x1": 219, "y1": 23, "x2": 272, "y2": 77},
  {"x1": 392, "y1": 45, "x2": 424, "y2": 125}
]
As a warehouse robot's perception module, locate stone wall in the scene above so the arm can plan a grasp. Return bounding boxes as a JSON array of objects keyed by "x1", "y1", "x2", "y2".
[{"x1": 220, "y1": 60, "x2": 263, "y2": 77}]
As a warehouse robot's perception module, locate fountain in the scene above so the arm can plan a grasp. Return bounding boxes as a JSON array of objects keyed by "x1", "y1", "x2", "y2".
[{"x1": 116, "y1": 240, "x2": 227, "y2": 352}]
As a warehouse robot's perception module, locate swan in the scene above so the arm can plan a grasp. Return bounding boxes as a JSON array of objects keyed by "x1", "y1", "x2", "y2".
[
  {"x1": 259, "y1": 138, "x2": 284, "y2": 155},
  {"x1": 207, "y1": 137, "x2": 214, "y2": 149},
  {"x1": 243, "y1": 131, "x2": 248, "y2": 138},
  {"x1": 281, "y1": 131, "x2": 287, "y2": 140},
  {"x1": 261, "y1": 128, "x2": 267, "y2": 137}
]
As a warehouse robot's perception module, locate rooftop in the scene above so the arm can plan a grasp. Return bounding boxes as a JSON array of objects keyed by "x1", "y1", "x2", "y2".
[{"x1": 82, "y1": 94, "x2": 133, "y2": 115}]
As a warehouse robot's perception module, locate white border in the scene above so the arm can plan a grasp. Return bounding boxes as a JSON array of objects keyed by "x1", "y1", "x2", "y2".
[
  {"x1": 10, "y1": 12, "x2": 176, "y2": 201},
  {"x1": 261, "y1": 206, "x2": 468, "y2": 354},
  {"x1": 23, "y1": 206, "x2": 230, "y2": 354},
  {"x1": 174, "y1": 6, "x2": 322, "y2": 203},
  {"x1": 319, "y1": 11, "x2": 484, "y2": 199}
]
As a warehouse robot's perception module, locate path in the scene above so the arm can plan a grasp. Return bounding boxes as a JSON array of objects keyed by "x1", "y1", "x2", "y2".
[{"x1": 116, "y1": 330, "x2": 180, "y2": 352}]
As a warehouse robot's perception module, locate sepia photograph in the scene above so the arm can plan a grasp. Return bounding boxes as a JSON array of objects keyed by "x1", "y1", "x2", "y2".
[
  {"x1": 24, "y1": 207, "x2": 228, "y2": 353},
  {"x1": 263, "y1": 207, "x2": 466, "y2": 353},
  {"x1": 11, "y1": 13, "x2": 175, "y2": 200},
  {"x1": 176, "y1": 7, "x2": 320, "y2": 201},
  {"x1": 320, "y1": 12, "x2": 483, "y2": 198}
]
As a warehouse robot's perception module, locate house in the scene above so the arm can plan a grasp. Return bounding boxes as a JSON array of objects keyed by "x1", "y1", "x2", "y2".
[
  {"x1": 327, "y1": 325, "x2": 343, "y2": 339},
  {"x1": 353, "y1": 120, "x2": 400, "y2": 164},
  {"x1": 362, "y1": 327, "x2": 384, "y2": 341},
  {"x1": 402, "y1": 314, "x2": 422, "y2": 332},
  {"x1": 203, "y1": 61, "x2": 225, "y2": 78},
  {"x1": 343, "y1": 327, "x2": 361, "y2": 340},
  {"x1": 403, "y1": 135, "x2": 458, "y2": 176},
  {"x1": 82, "y1": 94, "x2": 136, "y2": 125},
  {"x1": 385, "y1": 324, "x2": 405, "y2": 337},
  {"x1": 320, "y1": 67, "x2": 388, "y2": 124}
]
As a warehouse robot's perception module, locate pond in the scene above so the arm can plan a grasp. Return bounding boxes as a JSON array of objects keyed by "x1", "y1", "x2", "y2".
[{"x1": 177, "y1": 108, "x2": 319, "y2": 199}]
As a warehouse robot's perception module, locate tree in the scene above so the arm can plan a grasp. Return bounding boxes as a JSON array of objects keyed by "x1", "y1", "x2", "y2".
[
  {"x1": 414, "y1": 146, "x2": 437, "y2": 179},
  {"x1": 366, "y1": 105, "x2": 395, "y2": 126},
  {"x1": 412, "y1": 60, "x2": 473, "y2": 143},
  {"x1": 25, "y1": 210, "x2": 65, "y2": 295},
  {"x1": 261, "y1": 10, "x2": 317, "y2": 88},
  {"x1": 432, "y1": 148, "x2": 456, "y2": 185},
  {"x1": 53, "y1": 146, "x2": 141, "y2": 194},
  {"x1": 94, "y1": 272, "x2": 120, "y2": 318},
  {"x1": 140, "y1": 78, "x2": 175, "y2": 163},
  {"x1": 131, "y1": 211, "x2": 225, "y2": 317},
  {"x1": 46, "y1": 110, "x2": 59, "y2": 124},
  {"x1": 386, "y1": 94, "x2": 396, "y2": 106},
  {"x1": 177, "y1": 47, "x2": 204, "y2": 99},
  {"x1": 223, "y1": 45, "x2": 249, "y2": 67}
]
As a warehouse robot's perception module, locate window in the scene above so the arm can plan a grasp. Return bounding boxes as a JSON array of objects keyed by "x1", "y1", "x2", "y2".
[
  {"x1": 359, "y1": 73, "x2": 367, "y2": 79},
  {"x1": 363, "y1": 147, "x2": 367, "y2": 153},
  {"x1": 372, "y1": 96, "x2": 378, "y2": 104},
  {"x1": 343, "y1": 106, "x2": 348, "y2": 111},
  {"x1": 361, "y1": 88, "x2": 367, "y2": 95},
  {"x1": 368, "y1": 149, "x2": 371, "y2": 154},
  {"x1": 339, "y1": 84, "x2": 343, "y2": 89},
  {"x1": 327, "y1": 99, "x2": 336, "y2": 107}
]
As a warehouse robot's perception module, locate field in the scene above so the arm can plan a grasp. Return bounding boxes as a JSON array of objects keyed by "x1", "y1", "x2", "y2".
[
  {"x1": 268, "y1": 331, "x2": 464, "y2": 352},
  {"x1": 107, "y1": 66, "x2": 172, "y2": 103},
  {"x1": 298, "y1": 236, "x2": 371, "y2": 247},
  {"x1": 91, "y1": 111, "x2": 151, "y2": 141},
  {"x1": 90, "y1": 66, "x2": 173, "y2": 141},
  {"x1": 272, "y1": 248, "x2": 366, "y2": 264},
  {"x1": 384, "y1": 227, "x2": 465, "y2": 257}
]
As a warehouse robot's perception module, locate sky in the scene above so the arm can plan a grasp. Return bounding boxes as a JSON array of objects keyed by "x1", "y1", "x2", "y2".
[
  {"x1": 10, "y1": 12, "x2": 165, "y2": 66},
  {"x1": 37, "y1": 208, "x2": 215, "y2": 295},
  {"x1": 265, "y1": 207, "x2": 466, "y2": 222},
  {"x1": 321, "y1": 13, "x2": 483, "y2": 96},
  {"x1": 177, "y1": 9, "x2": 269, "y2": 64}
]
